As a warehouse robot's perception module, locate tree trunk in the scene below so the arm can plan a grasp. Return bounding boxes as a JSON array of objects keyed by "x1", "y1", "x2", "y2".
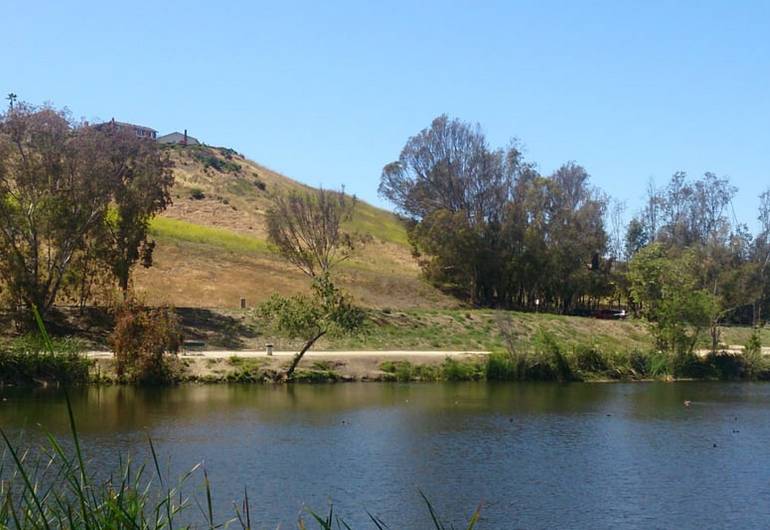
[
  {"x1": 710, "y1": 321, "x2": 720, "y2": 354},
  {"x1": 285, "y1": 330, "x2": 326, "y2": 380}
]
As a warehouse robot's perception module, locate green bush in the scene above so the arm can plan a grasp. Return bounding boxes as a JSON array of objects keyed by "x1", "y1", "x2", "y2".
[
  {"x1": 0, "y1": 335, "x2": 90, "y2": 386},
  {"x1": 533, "y1": 331, "x2": 575, "y2": 382},
  {"x1": 189, "y1": 187, "x2": 206, "y2": 200},
  {"x1": 193, "y1": 150, "x2": 240, "y2": 173},
  {"x1": 485, "y1": 351, "x2": 518, "y2": 380},
  {"x1": 379, "y1": 360, "x2": 441, "y2": 381},
  {"x1": 441, "y1": 357, "x2": 484, "y2": 381},
  {"x1": 742, "y1": 328, "x2": 765, "y2": 379},
  {"x1": 574, "y1": 345, "x2": 609, "y2": 374},
  {"x1": 628, "y1": 350, "x2": 651, "y2": 376}
]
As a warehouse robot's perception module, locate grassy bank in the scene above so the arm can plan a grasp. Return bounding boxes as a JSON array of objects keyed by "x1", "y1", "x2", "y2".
[{"x1": 2, "y1": 306, "x2": 770, "y2": 386}]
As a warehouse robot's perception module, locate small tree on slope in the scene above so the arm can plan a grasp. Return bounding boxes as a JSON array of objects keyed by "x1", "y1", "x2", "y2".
[{"x1": 259, "y1": 274, "x2": 364, "y2": 379}]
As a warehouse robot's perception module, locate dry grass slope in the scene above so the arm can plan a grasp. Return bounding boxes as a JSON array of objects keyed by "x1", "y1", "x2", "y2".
[{"x1": 133, "y1": 144, "x2": 452, "y2": 309}]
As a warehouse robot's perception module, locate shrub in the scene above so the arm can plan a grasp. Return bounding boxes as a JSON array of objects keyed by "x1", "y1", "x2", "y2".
[
  {"x1": 110, "y1": 300, "x2": 182, "y2": 384},
  {"x1": 0, "y1": 335, "x2": 90, "y2": 386},
  {"x1": 189, "y1": 187, "x2": 206, "y2": 200},
  {"x1": 533, "y1": 331, "x2": 575, "y2": 382},
  {"x1": 628, "y1": 350, "x2": 651, "y2": 376},
  {"x1": 574, "y1": 345, "x2": 609, "y2": 374},
  {"x1": 193, "y1": 150, "x2": 240, "y2": 173},
  {"x1": 707, "y1": 351, "x2": 745, "y2": 380},
  {"x1": 743, "y1": 328, "x2": 765, "y2": 379},
  {"x1": 485, "y1": 351, "x2": 517, "y2": 380},
  {"x1": 648, "y1": 350, "x2": 671, "y2": 377},
  {"x1": 441, "y1": 357, "x2": 483, "y2": 381}
]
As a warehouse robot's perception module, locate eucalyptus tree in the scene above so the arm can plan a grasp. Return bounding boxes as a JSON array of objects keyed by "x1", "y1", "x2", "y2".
[
  {"x1": 379, "y1": 115, "x2": 520, "y2": 305},
  {"x1": 0, "y1": 103, "x2": 172, "y2": 321}
]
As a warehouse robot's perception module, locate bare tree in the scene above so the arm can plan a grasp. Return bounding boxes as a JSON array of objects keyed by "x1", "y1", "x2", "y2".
[
  {"x1": 608, "y1": 199, "x2": 627, "y2": 260},
  {"x1": 266, "y1": 188, "x2": 358, "y2": 278}
]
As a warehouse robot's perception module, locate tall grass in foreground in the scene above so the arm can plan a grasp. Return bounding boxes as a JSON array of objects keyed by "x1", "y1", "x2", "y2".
[{"x1": 0, "y1": 308, "x2": 482, "y2": 529}]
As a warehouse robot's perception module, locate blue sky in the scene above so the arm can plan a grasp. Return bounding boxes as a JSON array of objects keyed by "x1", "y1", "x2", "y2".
[{"x1": 3, "y1": 0, "x2": 770, "y2": 228}]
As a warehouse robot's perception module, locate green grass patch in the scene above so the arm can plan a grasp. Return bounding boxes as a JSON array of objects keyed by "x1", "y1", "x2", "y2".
[
  {"x1": 150, "y1": 217, "x2": 271, "y2": 254},
  {"x1": 346, "y1": 203, "x2": 409, "y2": 246}
]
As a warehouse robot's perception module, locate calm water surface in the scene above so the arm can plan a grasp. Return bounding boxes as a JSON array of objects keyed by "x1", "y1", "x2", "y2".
[{"x1": 1, "y1": 382, "x2": 770, "y2": 529}]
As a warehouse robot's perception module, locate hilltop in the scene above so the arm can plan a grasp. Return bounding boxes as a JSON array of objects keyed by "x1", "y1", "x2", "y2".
[{"x1": 133, "y1": 144, "x2": 453, "y2": 309}]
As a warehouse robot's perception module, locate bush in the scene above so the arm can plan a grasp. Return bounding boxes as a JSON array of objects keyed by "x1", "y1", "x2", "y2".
[
  {"x1": 189, "y1": 187, "x2": 206, "y2": 200},
  {"x1": 193, "y1": 150, "x2": 240, "y2": 173},
  {"x1": 441, "y1": 357, "x2": 483, "y2": 381},
  {"x1": 110, "y1": 300, "x2": 182, "y2": 384},
  {"x1": 574, "y1": 345, "x2": 609, "y2": 374},
  {"x1": 485, "y1": 351, "x2": 518, "y2": 380},
  {"x1": 0, "y1": 335, "x2": 90, "y2": 386},
  {"x1": 628, "y1": 350, "x2": 651, "y2": 376},
  {"x1": 533, "y1": 331, "x2": 575, "y2": 382},
  {"x1": 379, "y1": 360, "x2": 440, "y2": 381},
  {"x1": 743, "y1": 328, "x2": 765, "y2": 379}
]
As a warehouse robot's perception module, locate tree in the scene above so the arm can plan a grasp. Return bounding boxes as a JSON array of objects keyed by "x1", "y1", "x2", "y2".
[
  {"x1": 628, "y1": 244, "x2": 718, "y2": 357},
  {"x1": 0, "y1": 104, "x2": 116, "y2": 320},
  {"x1": 0, "y1": 103, "x2": 173, "y2": 321},
  {"x1": 624, "y1": 217, "x2": 648, "y2": 258},
  {"x1": 259, "y1": 274, "x2": 364, "y2": 379},
  {"x1": 266, "y1": 188, "x2": 357, "y2": 278},
  {"x1": 263, "y1": 187, "x2": 365, "y2": 378},
  {"x1": 607, "y1": 199, "x2": 627, "y2": 261},
  {"x1": 6, "y1": 93, "x2": 16, "y2": 110},
  {"x1": 379, "y1": 115, "x2": 519, "y2": 305},
  {"x1": 96, "y1": 128, "x2": 173, "y2": 297}
]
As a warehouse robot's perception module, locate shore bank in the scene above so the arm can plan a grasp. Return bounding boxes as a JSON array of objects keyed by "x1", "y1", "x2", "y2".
[{"x1": 89, "y1": 350, "x2": 491, "y2": 383}]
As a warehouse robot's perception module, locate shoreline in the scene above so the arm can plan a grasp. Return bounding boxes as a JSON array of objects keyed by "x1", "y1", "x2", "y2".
[
  {"x1": 83, "y1": 349, "x2": 766, "y2": 385},
  {"x1": 91, "y1": 350, "x2": 492, "y2": 383}
]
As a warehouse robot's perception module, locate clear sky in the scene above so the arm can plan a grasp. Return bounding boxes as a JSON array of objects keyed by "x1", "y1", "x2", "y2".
[{"x1": 3, "y1": 0, "x2": 769, "y2": 228}]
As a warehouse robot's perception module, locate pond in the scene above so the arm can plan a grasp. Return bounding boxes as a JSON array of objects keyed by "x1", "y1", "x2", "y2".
[{"x1": 2, "y1": 382, "x2": 770, "y2": 528}]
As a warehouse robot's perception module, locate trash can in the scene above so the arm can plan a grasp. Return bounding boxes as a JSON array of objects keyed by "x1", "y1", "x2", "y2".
[{"x1": 266, "y1": 343, "x2": 273, "y2": 356}]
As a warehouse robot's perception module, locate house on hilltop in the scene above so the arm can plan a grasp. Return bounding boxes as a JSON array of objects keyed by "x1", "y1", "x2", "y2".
[
  {"x1": 157, "y1": 129, "x2": 199, "y2": 146},
  {"x1": 94, "y1": 118, "x2": 157, "y2": 140}
]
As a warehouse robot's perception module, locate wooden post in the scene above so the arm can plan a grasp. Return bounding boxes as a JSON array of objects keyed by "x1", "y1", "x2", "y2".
[{"x1": 240, "y1": 297, "x2": 246, "y2": 309}]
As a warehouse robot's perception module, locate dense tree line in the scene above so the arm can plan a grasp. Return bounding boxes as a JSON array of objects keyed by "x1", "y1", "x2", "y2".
[
  {"x1": 0, "y1": 103, "x2": 172, "y2": 324},
  {"x1": 381, "y1": 115, "x2": 770, "y2": 330},
  {"x1": 380, "y1": 115, "x2": 609, "y2": 312}
]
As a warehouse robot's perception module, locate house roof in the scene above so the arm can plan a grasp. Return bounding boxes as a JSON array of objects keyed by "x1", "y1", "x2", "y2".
[
  {"x1": 95, "y1": 120, "x2": 157, "y2": 133},
  {"x1": 157, "y1": 131, "x2": 200, "y2": 143}
]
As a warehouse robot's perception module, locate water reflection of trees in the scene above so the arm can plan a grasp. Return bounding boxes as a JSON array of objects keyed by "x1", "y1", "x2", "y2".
[{"x1": 1, "y1": 382, "x2": 735, "y2": 438}]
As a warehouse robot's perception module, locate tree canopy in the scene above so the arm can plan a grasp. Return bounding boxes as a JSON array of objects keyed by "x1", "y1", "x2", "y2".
[{"x1": 0, "y1": 103, "x2": 172, "y2": 321}]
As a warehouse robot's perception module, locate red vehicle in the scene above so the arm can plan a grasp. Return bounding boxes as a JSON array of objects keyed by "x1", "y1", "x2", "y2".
[{"x1": 594, "y1": 309, "x2": 627, "y2": 320}]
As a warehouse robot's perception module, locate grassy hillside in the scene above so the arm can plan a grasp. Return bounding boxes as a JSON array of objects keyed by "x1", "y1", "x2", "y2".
[{"x1": 133, "y1": 144, "x2": 450, "y2": 309}]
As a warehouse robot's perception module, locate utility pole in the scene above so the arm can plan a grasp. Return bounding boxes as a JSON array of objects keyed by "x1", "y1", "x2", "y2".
[{"x1": 6, "y1": 93, "x2": 17, "y2": 110}]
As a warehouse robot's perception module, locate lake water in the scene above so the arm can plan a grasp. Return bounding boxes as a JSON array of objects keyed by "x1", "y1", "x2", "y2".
[{"x1": 2, "y1": 382, "x2": 770, "y2": 528}]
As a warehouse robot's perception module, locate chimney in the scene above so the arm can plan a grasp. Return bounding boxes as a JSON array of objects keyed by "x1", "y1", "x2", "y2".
[{"x1": 183, "y1": 129, "x2": 188, "y2": 146}]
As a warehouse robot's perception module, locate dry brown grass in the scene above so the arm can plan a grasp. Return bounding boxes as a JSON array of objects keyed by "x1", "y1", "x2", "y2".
[{"x1": 130, "y1": 144, "x2": 453, "y2": 310}]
